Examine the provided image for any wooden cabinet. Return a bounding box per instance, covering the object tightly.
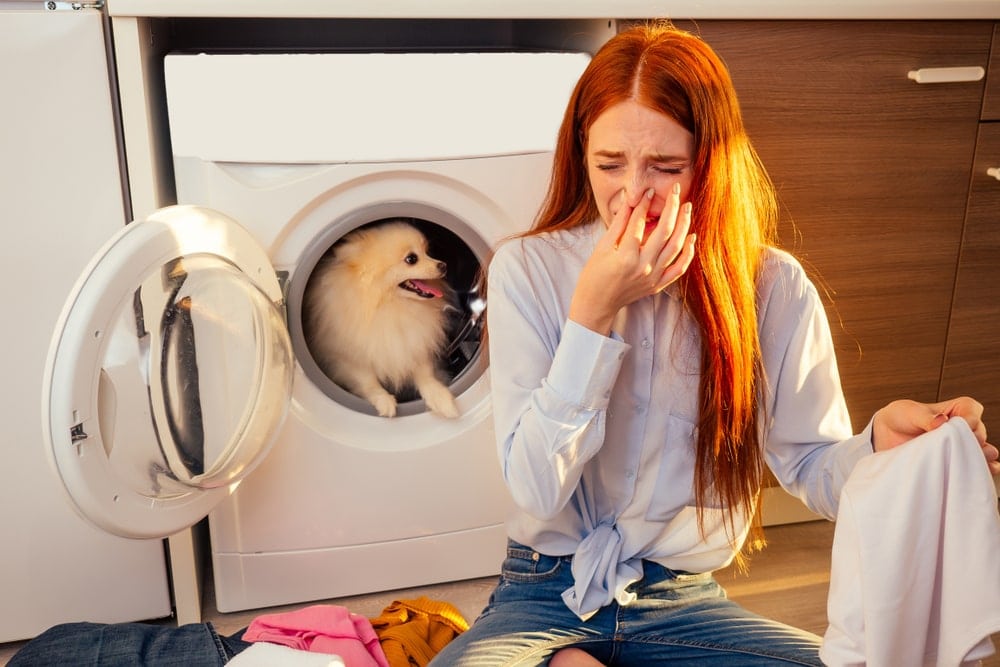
[675,21,995,432]
[940,24,1000,423]
[982,24,1000,121]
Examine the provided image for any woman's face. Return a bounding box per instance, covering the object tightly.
[586,100,695,242]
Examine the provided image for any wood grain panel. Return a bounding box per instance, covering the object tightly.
[983,24,1000,121]
[674,20,992,431]
[939,122,1000,420]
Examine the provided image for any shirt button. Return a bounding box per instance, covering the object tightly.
[641,339,651,349]
[625,470,635,479]
[636,405,646,415]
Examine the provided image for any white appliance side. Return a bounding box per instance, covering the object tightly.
[0,9,171,642]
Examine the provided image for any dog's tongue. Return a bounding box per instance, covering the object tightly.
[411,279,443,298]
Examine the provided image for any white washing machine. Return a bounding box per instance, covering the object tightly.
[43,50,590,613]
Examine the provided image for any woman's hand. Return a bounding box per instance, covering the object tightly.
[873,396,999,474]
[568,183,697,335]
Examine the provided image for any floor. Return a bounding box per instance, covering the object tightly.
[2,520,997,665]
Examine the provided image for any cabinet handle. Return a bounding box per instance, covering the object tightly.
[987,168,1000,182]
[907,66,985,84]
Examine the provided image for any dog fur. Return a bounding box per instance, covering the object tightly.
[303,220,459,418]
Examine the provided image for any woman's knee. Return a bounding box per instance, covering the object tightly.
[549,647,604,666]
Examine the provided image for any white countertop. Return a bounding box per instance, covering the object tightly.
[105,0,1000,20]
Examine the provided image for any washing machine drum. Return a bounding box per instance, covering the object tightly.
[43,205,294,539]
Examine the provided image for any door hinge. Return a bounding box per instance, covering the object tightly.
[43,0,105,10]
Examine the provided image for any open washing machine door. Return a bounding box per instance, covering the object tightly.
[42,205,294,539]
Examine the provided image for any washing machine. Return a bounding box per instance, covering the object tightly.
[43,49,591,613]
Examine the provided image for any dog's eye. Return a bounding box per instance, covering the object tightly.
[405,253,418,265]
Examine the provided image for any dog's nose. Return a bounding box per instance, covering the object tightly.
[437,261,447,275]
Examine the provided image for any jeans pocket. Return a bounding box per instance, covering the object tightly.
[500,541,566,583]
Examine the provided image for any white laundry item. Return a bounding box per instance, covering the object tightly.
[821,417,1000,667]
[227,641,346,666]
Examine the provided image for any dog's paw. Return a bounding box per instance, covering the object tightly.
[422,384,460,419]
[371,394,398,418]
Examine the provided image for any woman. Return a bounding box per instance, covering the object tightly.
[428,21,997,667]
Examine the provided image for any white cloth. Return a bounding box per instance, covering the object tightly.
[821,417,1000,667]
[227,642,345,666]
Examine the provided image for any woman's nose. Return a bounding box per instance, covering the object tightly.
[622,171,649,207]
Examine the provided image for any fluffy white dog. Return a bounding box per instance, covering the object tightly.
[304,221,459,418]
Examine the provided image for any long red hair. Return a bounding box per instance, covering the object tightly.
[529,22,777,556]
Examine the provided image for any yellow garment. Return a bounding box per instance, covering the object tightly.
[369,597,469,667]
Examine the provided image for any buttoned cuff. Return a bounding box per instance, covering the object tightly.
[547,320,630,410]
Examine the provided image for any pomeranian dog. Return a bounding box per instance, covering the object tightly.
[303,220,459,419]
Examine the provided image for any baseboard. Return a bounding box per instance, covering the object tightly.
[761,486,823,526]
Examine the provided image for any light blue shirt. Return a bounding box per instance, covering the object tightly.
[487,220,874,620]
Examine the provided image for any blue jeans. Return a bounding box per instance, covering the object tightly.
[429,541,823,666]
[7,621,251,666]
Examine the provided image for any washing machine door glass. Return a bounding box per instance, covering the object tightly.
[43,205,294,539]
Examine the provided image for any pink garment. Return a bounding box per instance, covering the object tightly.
[244,604,390,667]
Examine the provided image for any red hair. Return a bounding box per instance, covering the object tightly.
[529,22,777,557]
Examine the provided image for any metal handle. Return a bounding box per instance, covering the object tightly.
[987,168,1000,182]
[43,0,104,10]
[907,66,985,84]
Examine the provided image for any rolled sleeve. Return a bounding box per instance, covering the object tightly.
[776,421,875,519]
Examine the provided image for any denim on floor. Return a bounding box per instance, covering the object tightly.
[7,621,251,666]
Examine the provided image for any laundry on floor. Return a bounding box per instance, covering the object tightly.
[7,598,470,666]
[239,597,470,667]
[243,604,390,666]
[369,596,470,667]
[228,641,346,666]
